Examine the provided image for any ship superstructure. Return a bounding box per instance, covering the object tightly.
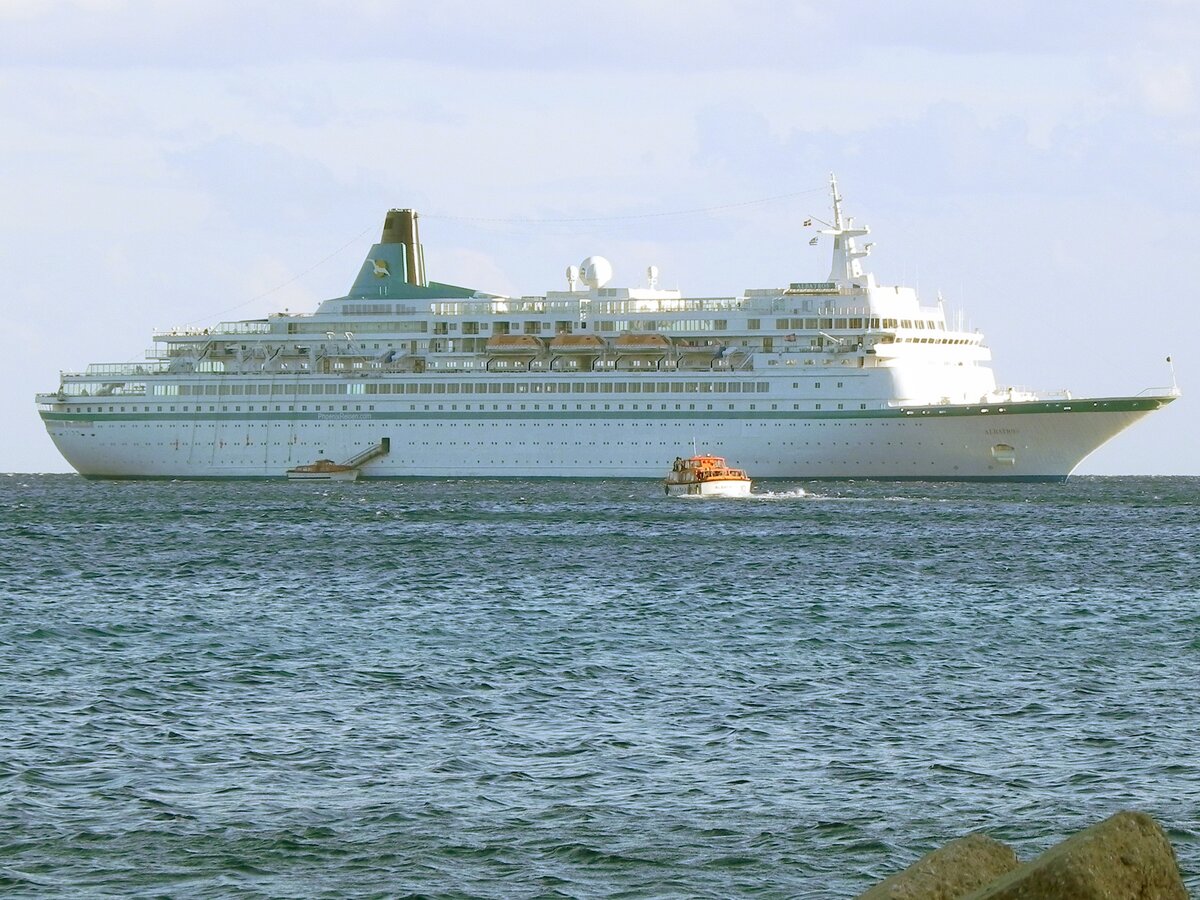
[36,177,1177,480]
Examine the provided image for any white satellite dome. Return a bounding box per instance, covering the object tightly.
[579,255,613,290]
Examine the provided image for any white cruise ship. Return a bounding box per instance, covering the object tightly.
[37,178,1177,481]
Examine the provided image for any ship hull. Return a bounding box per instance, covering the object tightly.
[665,480,753,497]
[40,396,1171,481]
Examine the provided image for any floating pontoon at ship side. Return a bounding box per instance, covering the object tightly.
[36,177,1179,480]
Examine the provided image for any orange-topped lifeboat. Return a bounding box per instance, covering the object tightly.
[663,453,752,498]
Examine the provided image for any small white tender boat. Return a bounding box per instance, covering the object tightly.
[663,454,752,497]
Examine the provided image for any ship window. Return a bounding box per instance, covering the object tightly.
[776,318,789,329]
[714,320,727,330]
[747,318,760,329]
[757,382,768,392]
[815,403,821,409]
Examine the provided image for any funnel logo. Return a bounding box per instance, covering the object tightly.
[371,259,390,278]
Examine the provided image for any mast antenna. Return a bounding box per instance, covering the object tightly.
[830,173,844,229]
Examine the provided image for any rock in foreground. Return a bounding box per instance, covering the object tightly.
[963,810,1187,900]
[857,833,1020,899]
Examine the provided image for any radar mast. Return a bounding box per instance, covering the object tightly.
[823,173,872,286]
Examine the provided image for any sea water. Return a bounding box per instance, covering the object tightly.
[1,475,1197,898]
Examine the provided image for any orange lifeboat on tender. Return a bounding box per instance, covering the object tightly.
[663,454,752,497]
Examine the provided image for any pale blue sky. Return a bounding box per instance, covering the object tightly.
[2,0,1194,474]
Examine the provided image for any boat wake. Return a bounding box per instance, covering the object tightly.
[749,488,810,501]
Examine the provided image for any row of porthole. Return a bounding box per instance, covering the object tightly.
[72,401,879,414]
